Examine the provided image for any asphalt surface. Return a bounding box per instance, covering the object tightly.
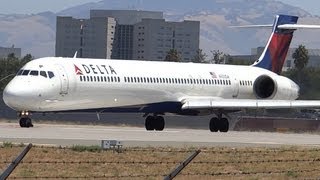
[0,123,320,147]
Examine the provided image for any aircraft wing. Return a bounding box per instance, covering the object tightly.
[181,98,320,110]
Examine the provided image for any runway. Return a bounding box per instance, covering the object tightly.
[0,123,320,147]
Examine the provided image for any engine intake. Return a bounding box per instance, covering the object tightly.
[253,75,277,99]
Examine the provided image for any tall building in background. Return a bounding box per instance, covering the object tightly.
[133,19,200,61]
[0,46,21,58]
[55,16,116,59]
[55,10,200,61]
[90,10,163,60]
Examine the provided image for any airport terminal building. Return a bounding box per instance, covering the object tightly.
[55,10,200,62]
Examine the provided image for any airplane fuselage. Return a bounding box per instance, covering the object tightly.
[3,57,299,115]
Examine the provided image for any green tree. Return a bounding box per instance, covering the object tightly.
[293,45,309,71]
[0,54,33,91]
[22,54,33,62]
[7,53,18,61]
[164,49,181,62]
[292,45,309,89]
[192,49,207,63]
[210,50,224,64]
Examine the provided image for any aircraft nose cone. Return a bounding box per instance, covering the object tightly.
[2,79,36,110]
[3,83,20,110]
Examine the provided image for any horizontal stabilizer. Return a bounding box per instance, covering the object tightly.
[231,24,320,29]
[230,24,273,28]
[278,24,320,29]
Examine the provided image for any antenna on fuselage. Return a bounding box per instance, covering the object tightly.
[73,51,78,58]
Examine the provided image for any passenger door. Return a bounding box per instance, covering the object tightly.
[55,64,69,95]
[232,77,239,98]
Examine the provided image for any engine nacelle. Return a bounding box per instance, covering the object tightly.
[253,75,277,99]
[253,75,299,100]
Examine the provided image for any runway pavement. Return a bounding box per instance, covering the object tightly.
[0,123,320,147]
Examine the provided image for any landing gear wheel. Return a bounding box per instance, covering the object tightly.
[19,118,33,128]
[209,117,219,132]
[155,116,165,131]
[220,118,229,132]
[145,116,155,131]
[19,118,26,127]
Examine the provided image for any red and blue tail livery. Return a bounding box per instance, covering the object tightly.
[253,15,298,74]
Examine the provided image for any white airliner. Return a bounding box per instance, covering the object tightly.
[3,14,320,131]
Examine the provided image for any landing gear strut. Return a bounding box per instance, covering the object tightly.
[19,111,33,128]
[209,114,229,132]
[145,115,165,131]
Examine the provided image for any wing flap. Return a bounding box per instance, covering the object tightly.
[182,99,320,110]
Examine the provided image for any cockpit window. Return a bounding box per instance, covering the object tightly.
[16,70,23,76]
[48,71,55,79]
[40,71,47,78]
[29,70,39,76]
[22,70,30,76]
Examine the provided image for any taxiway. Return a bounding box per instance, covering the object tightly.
[0,123,319,147]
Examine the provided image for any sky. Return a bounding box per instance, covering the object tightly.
[0,0,320,15]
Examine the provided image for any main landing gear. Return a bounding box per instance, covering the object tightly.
[19,111,33,128]
[143,113,229,132]
[145,115,165,131]
[209,115,229,132]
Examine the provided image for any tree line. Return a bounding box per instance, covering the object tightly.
[0,53,33,91]
[164,48,231,64]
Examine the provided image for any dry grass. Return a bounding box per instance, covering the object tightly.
[1,145,320,179]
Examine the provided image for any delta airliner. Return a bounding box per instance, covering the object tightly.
[3,15,320,132]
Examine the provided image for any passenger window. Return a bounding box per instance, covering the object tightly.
[17,70,23,76]
[87,76,90,81]
[40,71,47,78]
[80,76,83,81]
[48,71,55,78]
[22,70,30,76]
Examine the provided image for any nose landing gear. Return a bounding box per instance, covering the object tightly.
[19,111,33,128]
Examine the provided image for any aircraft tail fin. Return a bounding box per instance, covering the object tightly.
[252,15,298,74]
